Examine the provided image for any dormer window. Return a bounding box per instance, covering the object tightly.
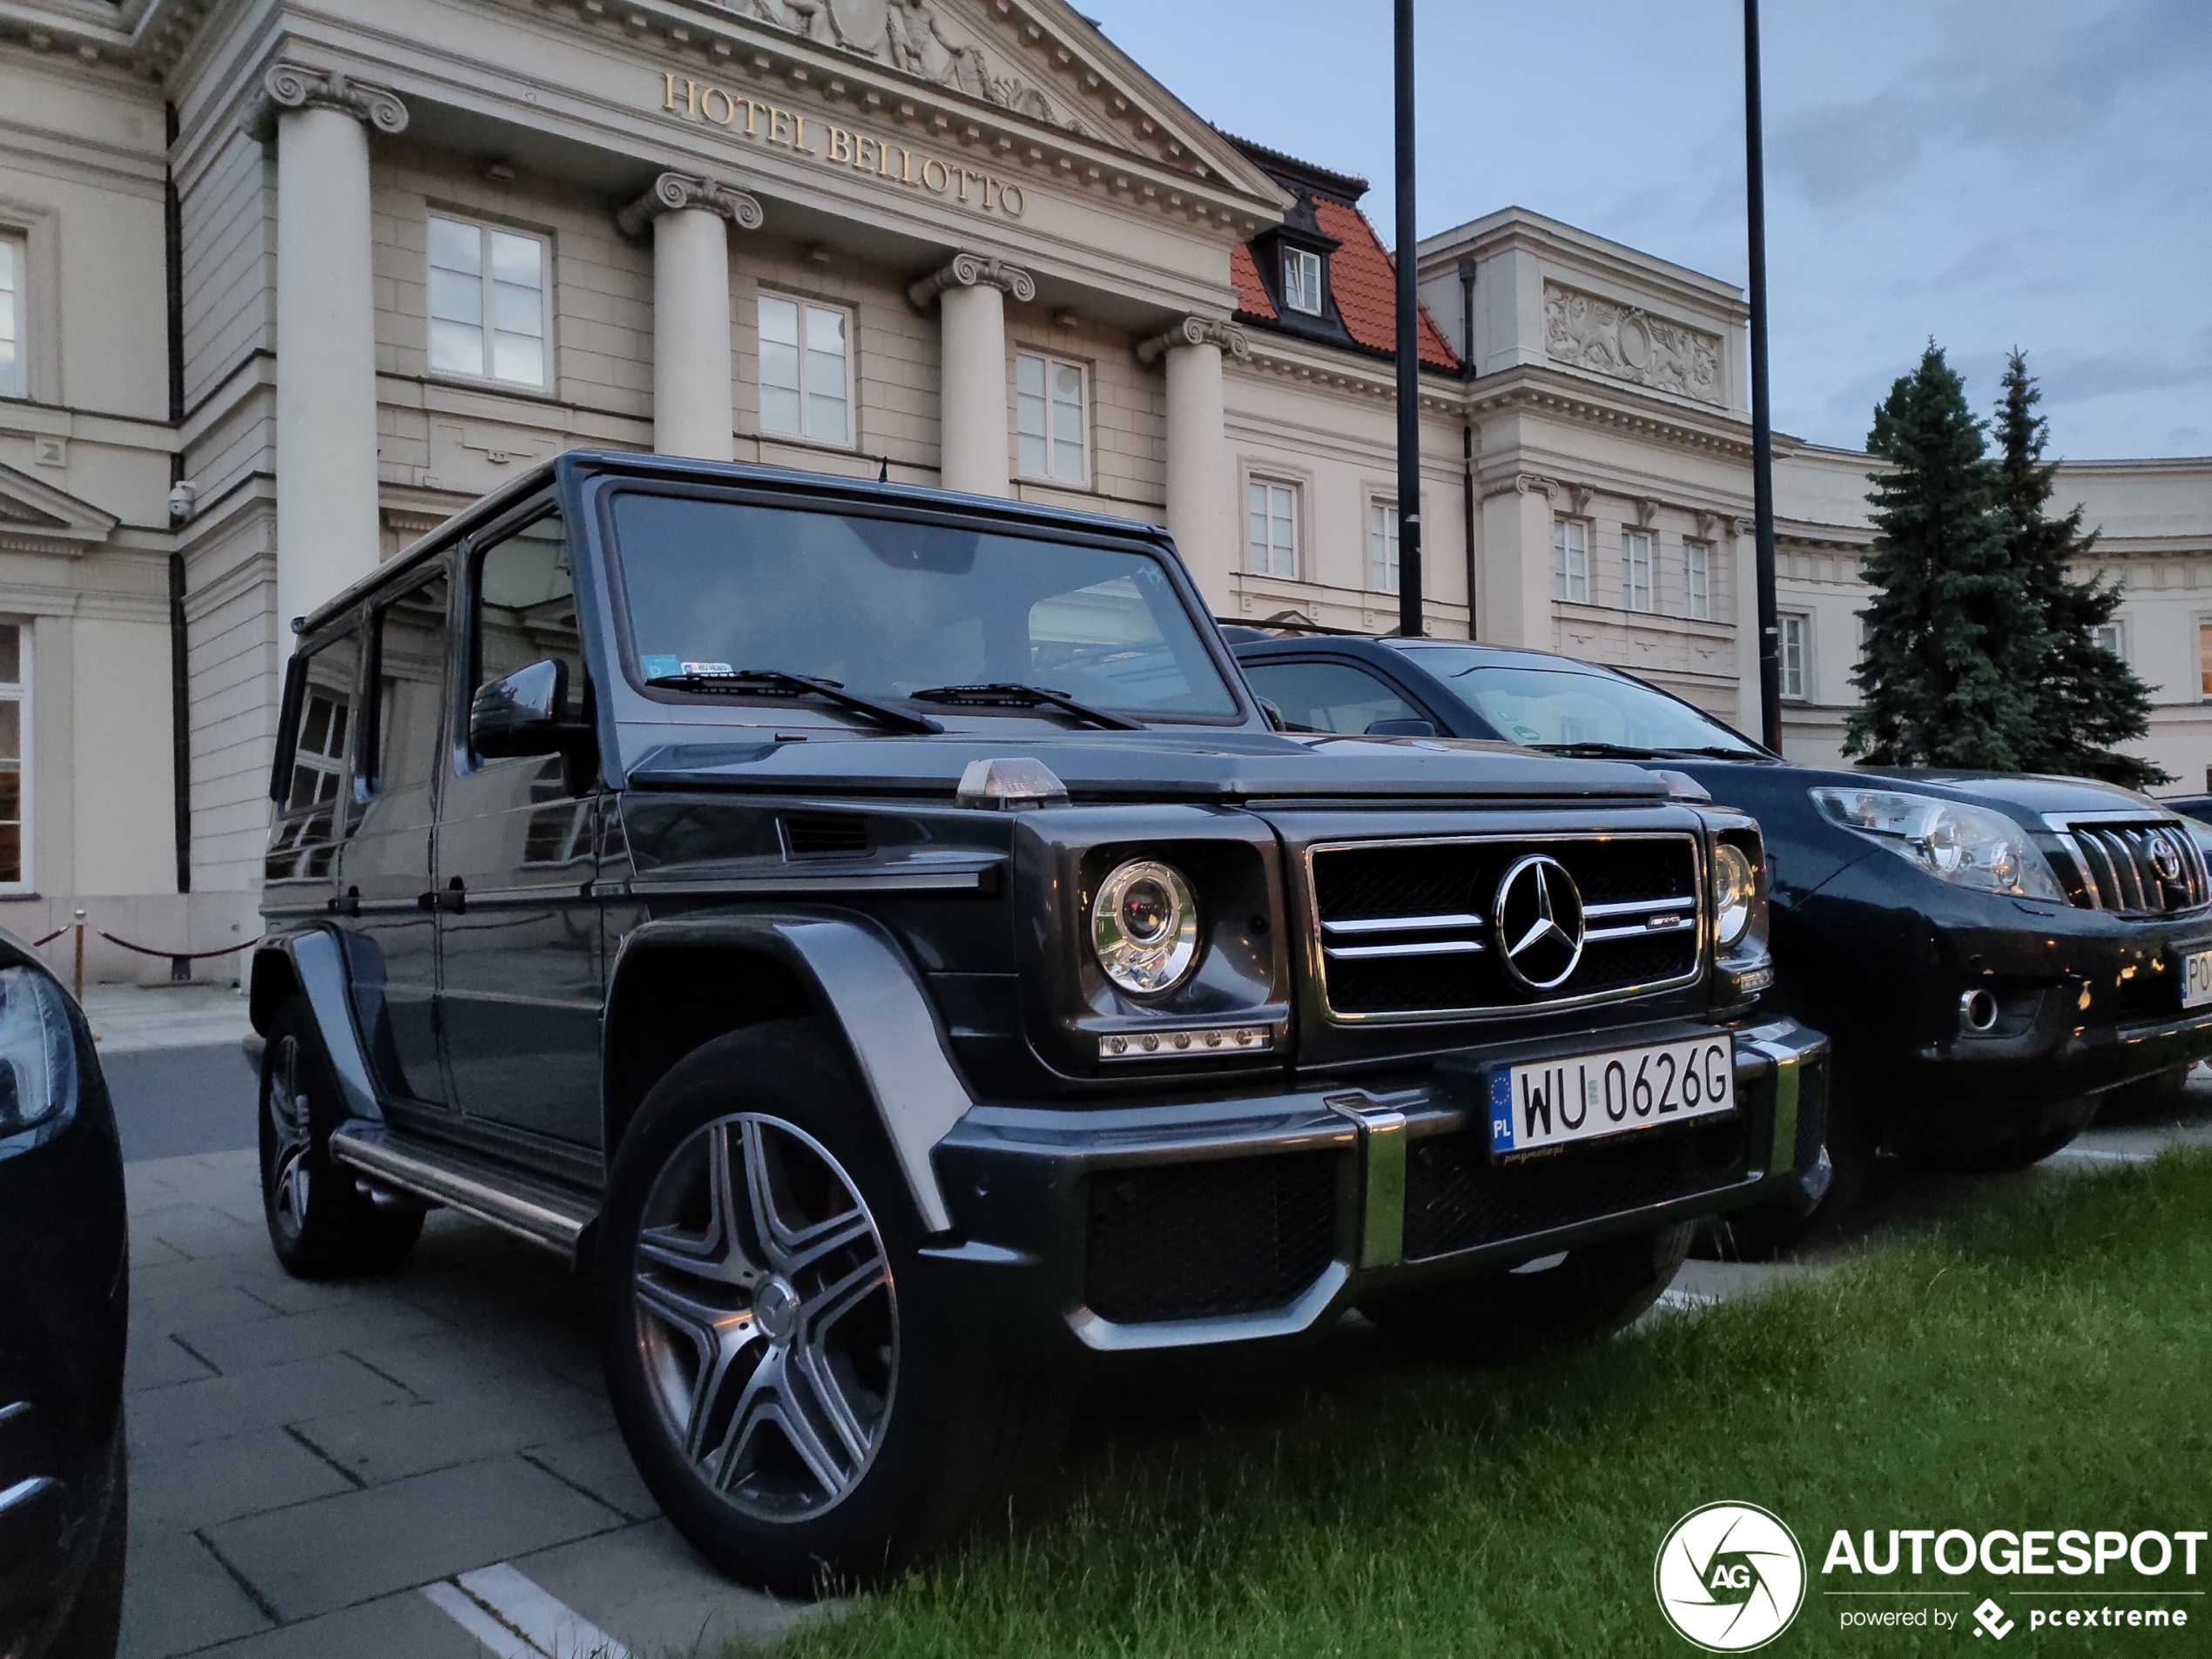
[1282,248,1323,315]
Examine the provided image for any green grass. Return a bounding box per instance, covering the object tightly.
[759,1150,2212,1659]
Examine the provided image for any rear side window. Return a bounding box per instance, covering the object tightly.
[474,509,583,731]
[267,630,360,879]
[373,569,453,793]
[1242,659,1426,736]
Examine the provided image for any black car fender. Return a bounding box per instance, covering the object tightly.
[603,908,974,1233]
[247,928,384,1122]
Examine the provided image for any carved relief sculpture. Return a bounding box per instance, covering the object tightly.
[1542,280,1722,405]
[736,0,1073,131]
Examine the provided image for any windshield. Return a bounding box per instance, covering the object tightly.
[606,493,1239,719]
[1393,646,1763,756]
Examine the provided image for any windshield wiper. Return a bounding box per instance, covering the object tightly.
[643,669,942,735]
[1527,741,1663,759]
[907,682,1143,731]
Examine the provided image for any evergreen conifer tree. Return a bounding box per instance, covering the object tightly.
[1845,343,2043,768]
[1993,350,2168,787]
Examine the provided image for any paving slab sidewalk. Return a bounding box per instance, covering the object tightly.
[80,983,257,1055]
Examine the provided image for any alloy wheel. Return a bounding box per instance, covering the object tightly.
[265,1034,313,1238]
[631,1113,897,1521]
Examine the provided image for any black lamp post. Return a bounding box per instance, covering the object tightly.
[1744,0,1783,750]
[1393,0,1423,637]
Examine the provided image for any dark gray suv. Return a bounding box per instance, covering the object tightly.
[253,450,1828,1593]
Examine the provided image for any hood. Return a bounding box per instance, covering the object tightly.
[620,728,1668,804]
[1845,768,2166,821]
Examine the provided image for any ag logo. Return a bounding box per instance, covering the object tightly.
[1654,1501,1806,1651]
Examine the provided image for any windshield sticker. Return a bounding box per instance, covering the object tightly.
[640,655,737,679]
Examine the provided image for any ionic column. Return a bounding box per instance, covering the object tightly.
[261,62,407,637]
[619,174,764,462]
[1138,317,1248,601]
[907,254,1035,497]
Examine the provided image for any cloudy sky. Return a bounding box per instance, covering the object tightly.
[1082,0,2211,461]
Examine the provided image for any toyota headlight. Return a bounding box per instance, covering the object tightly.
[1811,787,2065,900]
[1091,859,1201,995]
[1712,842,1759,949]
[0,965,78,1136]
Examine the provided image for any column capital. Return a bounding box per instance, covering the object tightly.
[906,253,1035,310]
[252,61,409,140]
[1135,315,1249,368]
[616,172,765,240]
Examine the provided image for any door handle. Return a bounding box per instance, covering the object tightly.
[326,887,361,918]
[416,879,467,915]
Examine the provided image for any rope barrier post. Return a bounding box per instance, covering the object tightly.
[72,909,85,1003]
[171,954,192,984]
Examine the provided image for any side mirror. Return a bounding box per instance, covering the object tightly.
[470,660,573,759]
[1366,718,1437,738]
[1257,697,1287,732]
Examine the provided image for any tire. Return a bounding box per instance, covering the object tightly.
[1359,1222,1694,1365]
[1908,1123,2083,1174]
[45,1436,125,1659]
[259,996,424,1278]
[596,1019,1069,1596]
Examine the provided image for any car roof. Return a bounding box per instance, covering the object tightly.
[1229,635,1632,678]
[298,449,1187,639]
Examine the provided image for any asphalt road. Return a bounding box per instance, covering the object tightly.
[103,1042,260,1163]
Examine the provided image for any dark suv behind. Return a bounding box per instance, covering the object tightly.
[253,452,1827,1591]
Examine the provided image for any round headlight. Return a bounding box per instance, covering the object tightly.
[1712,842,1757,948]
[1091,859,1200,995]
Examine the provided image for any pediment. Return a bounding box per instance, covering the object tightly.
[0,462,121,554]
[714,0,1287,208]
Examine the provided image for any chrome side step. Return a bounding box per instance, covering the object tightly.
[329,1122,599,1264]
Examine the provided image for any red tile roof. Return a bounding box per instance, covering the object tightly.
[1230,241,1278,321]
[1310,199,1458,370]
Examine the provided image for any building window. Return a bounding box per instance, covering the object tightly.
[1283,248,1323,316]
[758,293,851,444]
[2199,621,2212,698]
[1683,540,1710,620]
[1552,518,1588,603]
[0,235,23,400]
[427,215,550,388]
[1367,501,1400,594]
[0,625,25,887]
[1622,529,1655,613]
[2089,618,2126,660]
[1246,480,1298,578]
[1780,612,1810,701]
[1016,351,1087,484]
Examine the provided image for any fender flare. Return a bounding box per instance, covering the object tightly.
[606,910,975,1233]
[252,929,383,1123]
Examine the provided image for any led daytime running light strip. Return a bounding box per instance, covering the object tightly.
[1099,1024,1279,1061]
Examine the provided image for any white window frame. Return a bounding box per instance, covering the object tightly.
[1683,539,1710,621]
[1779,612,1811,702]
[0,623,31,894]
[2197,617,2212,701]
[1366,497,1401,595]
[2089,617,2128,662]
[0,232,24,401]
[1622,529,1655,613]
[1245,477,1299,578]
[1283,248,1324,316]
[1015,350,1089,486]
[756,291,856,447]
[425,212,553,390]
[1552,517,1588,604]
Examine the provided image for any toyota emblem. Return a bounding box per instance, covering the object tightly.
[1494,854,1587,992]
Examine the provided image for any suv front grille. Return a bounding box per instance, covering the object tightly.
[1404,1118,1751,1260]
[1083,1152,1339,1324]
[1308,834,1703,1020]
[2049,819,2209,916]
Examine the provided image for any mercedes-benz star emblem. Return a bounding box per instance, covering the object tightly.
[1494,853,1587,992]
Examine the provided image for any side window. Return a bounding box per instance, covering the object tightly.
[373,569,454,794]
[1242,659,1425,736]
[473,509,583,744]
[267,628,361,879]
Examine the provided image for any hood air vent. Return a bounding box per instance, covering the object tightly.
[780,813,872,860]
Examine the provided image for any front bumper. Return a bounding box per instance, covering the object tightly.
[921,1016,1828,1362]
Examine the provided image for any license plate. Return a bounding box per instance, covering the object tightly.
[2186,950,2212,1010]
[1487,1035,1736,1155]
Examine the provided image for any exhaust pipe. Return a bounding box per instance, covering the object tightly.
[1959,988,2000,1034]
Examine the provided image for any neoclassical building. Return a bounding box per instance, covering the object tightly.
[1,0,2208,976]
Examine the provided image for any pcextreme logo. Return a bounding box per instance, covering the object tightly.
[1656,1501,1809,1652]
